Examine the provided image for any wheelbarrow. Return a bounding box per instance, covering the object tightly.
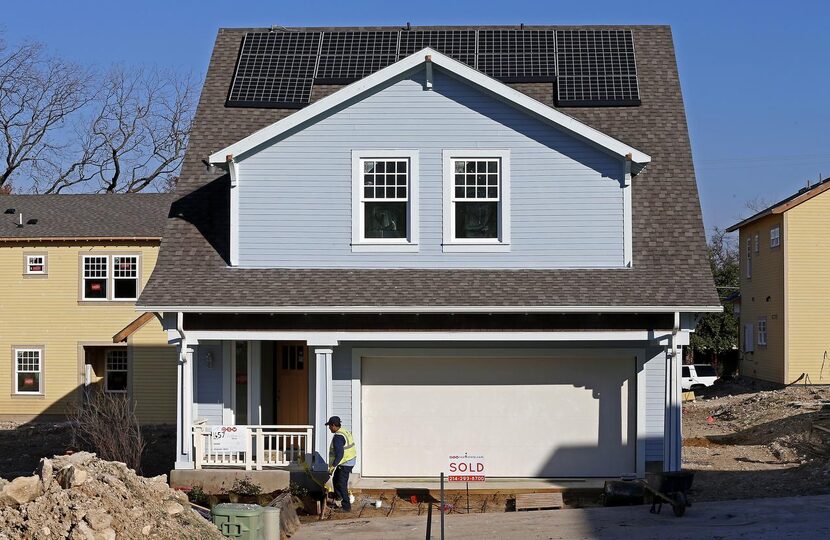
[640,471,694,517]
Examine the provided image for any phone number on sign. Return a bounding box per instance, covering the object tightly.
[447,475,485,482]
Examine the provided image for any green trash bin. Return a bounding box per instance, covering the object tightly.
[212,503,264,540]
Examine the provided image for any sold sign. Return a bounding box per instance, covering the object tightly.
[448,454,485,482]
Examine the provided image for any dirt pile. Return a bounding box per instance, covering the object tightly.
[0,452,223,540]
[683,380,830,501]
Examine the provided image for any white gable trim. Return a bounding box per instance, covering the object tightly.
[209,48,652,166]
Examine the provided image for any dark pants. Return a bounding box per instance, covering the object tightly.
[332,465,353,510]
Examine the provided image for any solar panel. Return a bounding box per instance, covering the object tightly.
[315,31,400,83]
[399,30,476,66]
[555,29,641,106]
[227,32,321,108]
[477,30,556,81]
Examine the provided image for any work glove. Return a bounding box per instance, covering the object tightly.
[328,466,335,475]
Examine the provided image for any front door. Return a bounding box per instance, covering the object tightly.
[276,343,309,425]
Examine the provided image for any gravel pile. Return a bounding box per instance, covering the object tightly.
[0,452,223,539]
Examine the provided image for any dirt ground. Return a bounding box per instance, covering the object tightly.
[682,378,830,501]
[0,421,175,479]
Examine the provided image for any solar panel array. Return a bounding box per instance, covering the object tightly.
[556,29,640,106]
[478,30,556,81]
[226,28,640,108]
[227,32,320,107]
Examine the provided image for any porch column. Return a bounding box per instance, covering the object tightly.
[174,343,195,469]
[663,343,682,471]
[312,346,335,471]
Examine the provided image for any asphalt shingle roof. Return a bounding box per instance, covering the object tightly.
[1,193,174,240]
[139,25,719,310]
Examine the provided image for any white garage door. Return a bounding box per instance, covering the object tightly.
[360,353,636,477]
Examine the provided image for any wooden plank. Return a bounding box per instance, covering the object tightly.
[515,492,564,511]
[682,391,696,402]
[112,311,155,343]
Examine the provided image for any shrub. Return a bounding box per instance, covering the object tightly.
[69,389,146,472]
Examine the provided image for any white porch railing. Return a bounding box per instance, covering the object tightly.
[193,425,314,470]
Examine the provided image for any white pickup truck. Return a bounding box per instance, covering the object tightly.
[681,364,719,391]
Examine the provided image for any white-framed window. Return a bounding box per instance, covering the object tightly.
[745,238,752,279]
[442,149,511,252]
[770,226,780,248]
[105,349,128,393]
[757,318,767,346]
[113,256,139,300]
[351,150,419,252]
[754,234,759,254]
[83,255,109,300]
[25,254,46,275]
[14,348,42,394]
[81,254,141,301]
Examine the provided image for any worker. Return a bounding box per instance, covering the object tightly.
[326,416,357,512]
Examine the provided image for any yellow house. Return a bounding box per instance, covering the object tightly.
[0,193,177,423]
[727,179,830,384]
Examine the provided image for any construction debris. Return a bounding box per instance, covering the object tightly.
[0,452,224,540]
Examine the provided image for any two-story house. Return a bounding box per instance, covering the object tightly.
[726,178,830,384]
[137,26,718,486]
[0,194,177,424]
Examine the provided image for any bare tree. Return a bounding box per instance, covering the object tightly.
[0,34,196,194]
[39,68,195,194]
[0,38,93,190]
[69,390,146,472]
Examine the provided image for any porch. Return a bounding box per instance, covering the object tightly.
[167,314,696,479]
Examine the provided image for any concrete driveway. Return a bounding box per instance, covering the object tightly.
[293,494,830,539]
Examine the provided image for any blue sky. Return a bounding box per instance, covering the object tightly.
[4,0,829,233]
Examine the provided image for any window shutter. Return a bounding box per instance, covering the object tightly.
[744,323,754,352]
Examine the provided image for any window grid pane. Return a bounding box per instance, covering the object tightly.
[84,256,108,278]
[17,350,40,372]
[113,256,138,278]
[452,159,499,201]
[106,350,129,371]
[362,159,408,201]
[27,255,45,273]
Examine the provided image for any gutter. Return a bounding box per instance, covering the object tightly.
[136,304,724,314]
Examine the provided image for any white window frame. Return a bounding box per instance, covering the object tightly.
[14,348,43,395]
[25,254,47,275]
[745,238,752,279]
[757,318,767,346]
[81,254,141,301]
[112,255,140,301]
[754,234,759,254]
[82,255,110,301]
[104,349,129,394]
[770,226,780,248]
[442,149,511,252]
[744,323,754,353]
[351,150,419,252]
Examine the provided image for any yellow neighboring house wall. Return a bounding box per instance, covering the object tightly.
[785,192,830,384]
[738,214,785,383]
[0,241,176,423]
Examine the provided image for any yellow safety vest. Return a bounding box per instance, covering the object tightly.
[329,428,357,467]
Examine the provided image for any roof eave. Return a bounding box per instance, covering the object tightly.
[136,304,722,314]
[208,48,652,166]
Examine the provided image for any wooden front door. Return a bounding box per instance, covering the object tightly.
[276,343,309,425]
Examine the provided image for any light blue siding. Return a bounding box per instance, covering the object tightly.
[644,346,666,462]
[194,343,223,425]
[237,67,625,268]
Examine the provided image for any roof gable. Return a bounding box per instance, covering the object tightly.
[209,49,651,166]
[726,177,830,232]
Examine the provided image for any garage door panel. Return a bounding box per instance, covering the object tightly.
[361,355,635,477]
